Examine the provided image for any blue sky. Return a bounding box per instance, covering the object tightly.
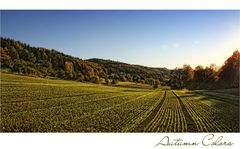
[1,10,239,68]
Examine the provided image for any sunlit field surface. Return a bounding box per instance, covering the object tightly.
[0,73,239,132]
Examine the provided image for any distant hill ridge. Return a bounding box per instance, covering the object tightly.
[0,37,170,85]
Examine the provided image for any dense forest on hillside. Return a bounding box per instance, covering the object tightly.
[0,37,239,89]
[0,37,169,85]
[87,58,170,84]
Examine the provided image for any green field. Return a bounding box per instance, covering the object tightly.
[0,72,239,132]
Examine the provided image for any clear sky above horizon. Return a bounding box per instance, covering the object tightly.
[1,10,239,69]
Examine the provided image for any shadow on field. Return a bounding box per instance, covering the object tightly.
[179,91,239,132]
[210,99,239,132]
[193,91,239,106]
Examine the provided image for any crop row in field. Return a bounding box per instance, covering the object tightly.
[194,90,239,104]
[1,90,164,132]
[1,73,166,132]
[1,73,239,132]
[144,91,187,132]
[174,90,239,132]
[55,90,164,132]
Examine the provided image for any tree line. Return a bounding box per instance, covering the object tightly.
[168,50,239,89]
[0,37,238,89]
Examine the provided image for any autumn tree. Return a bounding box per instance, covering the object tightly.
[111,78,119,85]
[205,64,218,84]
[169,68,184,89]
[64,61,74,79]
[182,65,194,88]
[91,76,100,84]
[104,77,110,85]
[0,47,12,68]
[8,46,19,60]
[145,78,155,86]
[218,50,239,88]
[153,80,160,89]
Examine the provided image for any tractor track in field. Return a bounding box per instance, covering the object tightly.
[172,91,198,132]
[134,91,167,132]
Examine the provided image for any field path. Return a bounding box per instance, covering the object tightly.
[134,91,166,132]
[172,91,198,132]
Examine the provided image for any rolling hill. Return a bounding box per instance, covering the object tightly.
[0,37,170,85]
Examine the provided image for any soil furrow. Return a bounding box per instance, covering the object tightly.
[172,91,198,132]
[134,91,166,132]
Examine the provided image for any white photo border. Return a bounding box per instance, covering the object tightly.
[0,1,239,149]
